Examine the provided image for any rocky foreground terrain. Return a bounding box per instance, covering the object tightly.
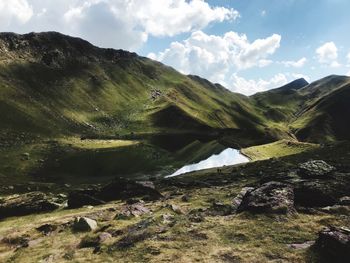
[0,142,349,263]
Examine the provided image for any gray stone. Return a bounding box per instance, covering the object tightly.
[73,217,98,232]
[298,160,335,178]
[237,182,295,214]
[339,196,350,205]
[315,226,350,261]
[115,203,150,220]
[232,187,254,212]
[0,192,60,218]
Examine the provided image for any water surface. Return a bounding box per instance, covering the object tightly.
[168,148,249,177]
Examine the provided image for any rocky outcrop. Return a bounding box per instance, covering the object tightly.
[115,203,150,219]
[98,179,163,202]
[237,182,295,214]
[298,160,335,178]
[67,179,163,209]
[0,192,60,218]
[67,190,105,209]
[232,187,254,212]
[294,181,338,207]
[315,226,350,261]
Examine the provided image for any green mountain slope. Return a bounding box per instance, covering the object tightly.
[291,81,350,142]
[1,31,349,145]
[0,32,267,141]
[253,74,350,143]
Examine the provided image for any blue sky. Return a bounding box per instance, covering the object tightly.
[1,0,349,94]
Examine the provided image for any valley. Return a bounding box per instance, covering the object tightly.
[0,32,349,263]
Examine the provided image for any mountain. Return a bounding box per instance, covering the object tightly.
[0,32,267,143]
[254,74,350,143]
[0,31,349,144]
[291,76,350,142]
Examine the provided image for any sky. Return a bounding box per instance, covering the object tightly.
[1,0,350,95]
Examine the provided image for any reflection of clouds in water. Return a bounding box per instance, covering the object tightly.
[169,148,249,177]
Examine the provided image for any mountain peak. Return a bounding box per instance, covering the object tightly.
[0,31,137,66]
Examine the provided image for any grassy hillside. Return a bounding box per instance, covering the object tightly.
[0,32,267,141]
[253,75,350,143]
[291,81,350,142]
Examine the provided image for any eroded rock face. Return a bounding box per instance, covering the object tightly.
[237,182,295,214]
[0,192,60,218]
[298,160,335,178]
[315,226,350,261]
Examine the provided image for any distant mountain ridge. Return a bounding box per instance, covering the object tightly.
[0,31,349,143]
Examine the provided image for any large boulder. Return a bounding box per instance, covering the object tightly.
[315,226,350,262]
[294,181,338,207]
[98,179,163,201]
[232,187,254,212]
[73,217,98,232]
[298,160,335,178]
[237,182,295,214]
[67,179,163,209]
[0,192,60,218]
[67,190,105,209]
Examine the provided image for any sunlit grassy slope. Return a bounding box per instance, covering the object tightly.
[1,32,350,144]
[0,32,267,140]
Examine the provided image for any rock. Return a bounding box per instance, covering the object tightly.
[232,187,254,212]
[36,224,58,235]
[98,232,112,243]
[161,214,176,226]
[339,196,350,205]
[115,203,150,219]
[208,201,234,216]
[319,205,350,214]
[315,226,350,261]
[181,194,190,202]
[1,235,30,249]
[237,182,295,214]
[99,179,163,201]
[67,190,105,209]
[168,204,185,214]
[21,152,30,160]
[287,241,314,249]
[0,192,60,218]
[79,232,112,248]
[294,181,338,207]
[73,217,98,232]
[298,160,335,178]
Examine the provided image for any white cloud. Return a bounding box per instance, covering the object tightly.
[0,0,238,50]
[316,42,340,66]
[149,30,281,84]
[0,0,33,25]
[346,70,350,76]
[282,57,307,68]
[347,52,350,64]
[231,73,288,96]
[130,0,239,37]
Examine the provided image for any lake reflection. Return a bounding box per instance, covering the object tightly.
[168,148,249,177]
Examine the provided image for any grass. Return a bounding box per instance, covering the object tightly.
[241,139,320,161]
[0,142,350,262]
[59,137,139,150]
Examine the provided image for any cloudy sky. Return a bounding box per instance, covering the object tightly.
[1,0,350,95]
